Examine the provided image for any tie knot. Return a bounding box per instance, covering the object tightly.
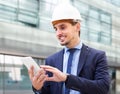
[68,48,76,54]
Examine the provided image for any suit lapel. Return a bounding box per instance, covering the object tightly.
[56,49,64,72]
[77,44,90,75]
[55,49,64,94]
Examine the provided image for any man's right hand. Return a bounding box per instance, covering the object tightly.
[28,66,47,90]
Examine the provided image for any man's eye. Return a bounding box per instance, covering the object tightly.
[54,27,57,31]
[60,26,65,30]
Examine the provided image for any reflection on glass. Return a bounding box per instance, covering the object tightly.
[89,8,99,20]
[0,55,31,90]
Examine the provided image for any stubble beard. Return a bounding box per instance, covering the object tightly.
[60,37,74,47]
[60,41,69,46]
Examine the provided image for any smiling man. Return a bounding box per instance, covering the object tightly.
[28,3,110,94]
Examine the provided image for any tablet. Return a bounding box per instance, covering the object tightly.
[21,56,40,75]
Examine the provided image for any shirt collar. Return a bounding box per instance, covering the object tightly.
[64,41,83,53]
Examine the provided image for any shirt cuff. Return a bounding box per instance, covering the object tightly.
[35,91,41,94]
[32,86,41,94]
[65,74,70,83]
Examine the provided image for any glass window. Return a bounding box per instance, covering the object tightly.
[72,0,112,45]
[89,8,99,20]
[0,55,31,91]
[80,16,89,40]
[0,54,45,94]
[41,0,58,4]
[0,0,17,8]
[39,0,59,31]
[19,0,38,12]
[81,27,89,40]
[18,13,37,25]
[88,18,101,32]
[73,1,89,15]
[39,17,54,32]
[100,33,111,44]
[89,30,99,42]
[39,1,55,17]
[0,7,16,21]
[0,2,17,21]
[18,0,38,26]
[101,22,111,34]
[0,0,39,27]
[106,0,120,7]
[101,13,111,24]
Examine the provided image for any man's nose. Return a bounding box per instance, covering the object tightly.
[56,29,62,36]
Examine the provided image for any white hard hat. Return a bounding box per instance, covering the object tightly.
[51,3,82,23]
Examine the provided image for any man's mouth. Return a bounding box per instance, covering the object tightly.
[59,36,66,42]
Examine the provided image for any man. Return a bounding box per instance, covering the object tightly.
[28,3,110,94]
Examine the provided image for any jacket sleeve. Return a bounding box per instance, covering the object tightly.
[65,51,110,94]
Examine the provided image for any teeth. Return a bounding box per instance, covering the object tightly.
[60,37,65,40]
[59,35,66,42]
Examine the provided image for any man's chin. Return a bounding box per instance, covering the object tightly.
[60,42,68,46]
[60,42,65,46]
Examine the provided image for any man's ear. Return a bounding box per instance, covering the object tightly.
[76,22,80,32]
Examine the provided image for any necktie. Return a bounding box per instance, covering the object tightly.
[65,48,76,94]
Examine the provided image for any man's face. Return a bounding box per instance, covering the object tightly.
[53,22,79,47]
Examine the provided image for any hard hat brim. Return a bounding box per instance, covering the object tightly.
[52,19,81,26]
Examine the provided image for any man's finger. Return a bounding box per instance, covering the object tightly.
[40,65,55,69]
[46,77,55,81]
[43,68,56,74]
[28,66,34,80]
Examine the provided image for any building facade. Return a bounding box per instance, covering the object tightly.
[0,0,120,94]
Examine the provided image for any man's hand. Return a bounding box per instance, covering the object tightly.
[40,65,67,82]
[28,66,47,90]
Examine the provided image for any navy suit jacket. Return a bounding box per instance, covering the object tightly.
[33,44,110,94]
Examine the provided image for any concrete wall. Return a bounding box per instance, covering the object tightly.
[0,22,61,58]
